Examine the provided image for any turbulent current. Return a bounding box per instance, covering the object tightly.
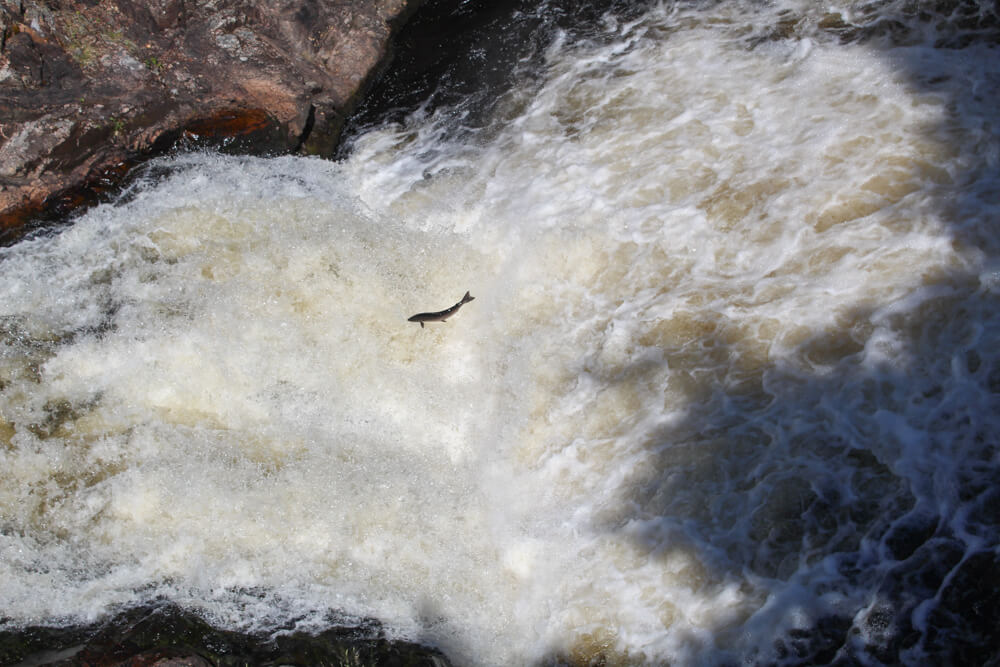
[2,0,999,664]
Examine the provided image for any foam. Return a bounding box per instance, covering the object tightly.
[2,2,999,664]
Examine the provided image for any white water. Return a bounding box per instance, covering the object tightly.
[2,1,999,664]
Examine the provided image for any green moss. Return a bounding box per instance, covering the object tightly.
[59,9,141,68]
[109,116,125,137]
[61,11,97,67]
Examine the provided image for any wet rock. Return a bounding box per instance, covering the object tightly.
[0,0,423,243]
[0,601,451,666]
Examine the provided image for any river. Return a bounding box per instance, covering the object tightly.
[2,0,999,664]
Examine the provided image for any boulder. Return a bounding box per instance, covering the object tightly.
[0,601,451,666]
[0,0,421,242]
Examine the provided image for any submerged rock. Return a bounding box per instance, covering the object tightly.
[0,601,450,666]
[0,0,422,243]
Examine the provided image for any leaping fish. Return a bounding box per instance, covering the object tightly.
[408,291,475,328]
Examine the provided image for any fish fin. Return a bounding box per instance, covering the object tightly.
[420,321,424,328]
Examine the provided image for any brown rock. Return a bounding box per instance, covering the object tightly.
[0,0,422,241]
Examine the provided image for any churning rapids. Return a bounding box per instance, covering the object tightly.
[2,0,999,664]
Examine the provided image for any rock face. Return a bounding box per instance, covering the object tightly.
[0,601,451,666]
[0,0,420,241]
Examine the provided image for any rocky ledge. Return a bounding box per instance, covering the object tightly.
[0,0,421,242]
[0,601,450,666]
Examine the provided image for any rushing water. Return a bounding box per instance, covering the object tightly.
[2,0,1000,664]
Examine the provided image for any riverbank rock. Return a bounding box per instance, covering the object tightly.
[0,601,450,666]
[0,0,421,242]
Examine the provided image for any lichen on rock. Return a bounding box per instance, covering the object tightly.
[0,0,421,243]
